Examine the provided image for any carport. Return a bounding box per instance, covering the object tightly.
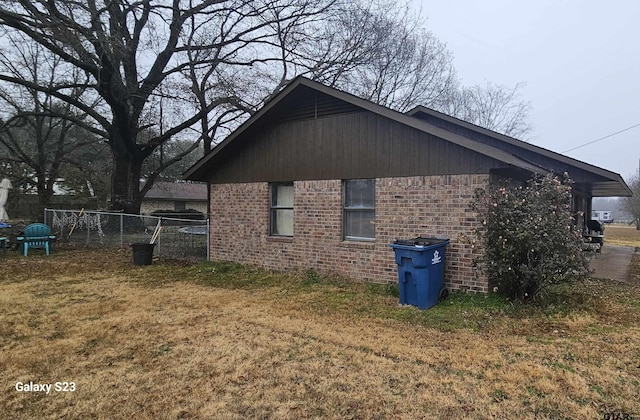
[589,245,637,282]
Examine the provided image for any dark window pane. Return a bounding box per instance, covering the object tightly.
[272,184,293,207]
[271,209,293,236]
[345,210,375,239]
[345,179,374,208]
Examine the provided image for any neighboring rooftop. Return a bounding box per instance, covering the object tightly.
[144,182,207,201]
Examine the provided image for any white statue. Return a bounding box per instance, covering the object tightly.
[0,178,12,222]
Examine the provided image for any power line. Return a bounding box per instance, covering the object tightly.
[562,122,640,153]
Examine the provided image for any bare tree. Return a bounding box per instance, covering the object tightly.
[323,2,532,138]
[328,2,457,112]
[0,34,107,209]
[0,0,357,214]
[441,81,532,138]
[0,0,534,218]
[142,138,202,181]
[621,172,640,229]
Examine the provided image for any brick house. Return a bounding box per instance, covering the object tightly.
[184,77,631,293]
[140,182,208,215]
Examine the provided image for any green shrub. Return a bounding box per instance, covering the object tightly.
[472,173,589,301]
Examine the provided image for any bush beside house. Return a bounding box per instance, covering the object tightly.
[473,173,590,300]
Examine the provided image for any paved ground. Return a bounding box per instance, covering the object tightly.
[589,245,637,282]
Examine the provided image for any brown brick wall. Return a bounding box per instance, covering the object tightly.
[210,174,490,293]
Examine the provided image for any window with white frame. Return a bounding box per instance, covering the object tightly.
[270,182,294,236]
[343,179,375,240]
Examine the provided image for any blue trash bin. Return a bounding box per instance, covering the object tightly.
[389,237,450,310]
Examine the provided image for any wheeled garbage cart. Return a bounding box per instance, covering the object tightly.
[390,237,449,310]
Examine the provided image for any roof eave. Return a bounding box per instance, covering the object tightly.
[407,105,631,192]
[184,78,632,198]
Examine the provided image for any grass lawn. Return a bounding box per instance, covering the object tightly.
[1,229,639,419]
[603,223,640,247]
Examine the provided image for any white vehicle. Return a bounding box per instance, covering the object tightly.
[591,210,614,224]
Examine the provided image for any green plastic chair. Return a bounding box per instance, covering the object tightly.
[17,223,56,256]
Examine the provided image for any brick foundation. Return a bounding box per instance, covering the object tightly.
[210,174,490,293]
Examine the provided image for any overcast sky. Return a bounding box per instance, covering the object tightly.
[413,0,640,187]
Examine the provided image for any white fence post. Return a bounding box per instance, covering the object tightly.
[120,213,124,248]
[207,218,210,261]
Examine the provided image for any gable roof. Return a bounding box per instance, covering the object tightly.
[144,182,207,201]
[407,105,631,197]
[185,77,631,197]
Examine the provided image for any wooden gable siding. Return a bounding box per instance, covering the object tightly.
[275,88,362,121]
[206,110,510,184]
[412,111,611,185]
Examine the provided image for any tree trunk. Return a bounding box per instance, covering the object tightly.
[110,151,144,215]
[107,149,149,233]
[107,117,151,216]
[36,182,54,209]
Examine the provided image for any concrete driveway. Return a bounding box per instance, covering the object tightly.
[589,245,637,282]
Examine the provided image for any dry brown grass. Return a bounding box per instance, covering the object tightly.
[1,247,639,419]
[604,223,640,247]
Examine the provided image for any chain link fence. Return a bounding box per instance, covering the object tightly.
[44,209,209,261]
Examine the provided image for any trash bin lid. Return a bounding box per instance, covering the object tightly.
[130,242,157,249]
[392,236,448,247]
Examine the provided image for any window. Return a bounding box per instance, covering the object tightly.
[270,182,294,236]
[343,179,375,240]
[174,201,186,211]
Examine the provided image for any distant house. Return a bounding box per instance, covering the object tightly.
[184,77,631,293]
[141,182,208,215]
